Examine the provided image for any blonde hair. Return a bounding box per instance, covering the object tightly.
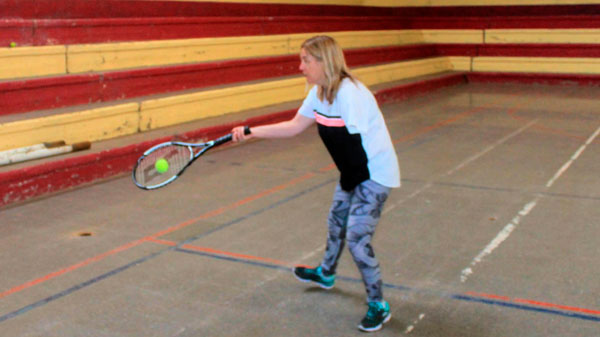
[301,35,355,104]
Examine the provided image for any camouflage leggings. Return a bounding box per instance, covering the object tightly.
[320,179,390,302]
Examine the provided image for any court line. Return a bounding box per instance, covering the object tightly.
[404,313,426,334]
[460,124,600,283]
[545,125,600,188]
[466,292,600,316]
[446,119,539,176]
[0,238,147,300]
[0,250,166,324]
[383,118,538,216]
[393,104,488,145]
[148,172,317,239]
[410,180,600,201]
[507,107,587,141]
[460,198,539,283]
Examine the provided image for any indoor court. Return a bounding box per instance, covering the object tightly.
[1,0,600,336]
[1,82,598,336]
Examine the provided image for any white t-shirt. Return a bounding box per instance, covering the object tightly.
[298,78,401,190]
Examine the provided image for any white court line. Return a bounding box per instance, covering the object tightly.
[446,120,539,176]
[404,313,426,334]
[460,198,539,283]
[546,126,600,188]
[461,125,600,283]
[383,119,538,216]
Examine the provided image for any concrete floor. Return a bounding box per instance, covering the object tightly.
[1,83,599,336]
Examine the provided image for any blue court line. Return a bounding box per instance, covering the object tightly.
[0,250,164,324]
[176,246,600,323]
[451,294,600,323]
[0,178,336,324]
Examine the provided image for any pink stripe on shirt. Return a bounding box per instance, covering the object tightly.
[314,111,345,127]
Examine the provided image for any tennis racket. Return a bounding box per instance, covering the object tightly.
[132,126,250,190]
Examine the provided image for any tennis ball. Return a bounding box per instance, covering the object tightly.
[9,42,16,48]
[155,158,169,174]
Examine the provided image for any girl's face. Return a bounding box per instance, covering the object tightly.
[299,48,326,87]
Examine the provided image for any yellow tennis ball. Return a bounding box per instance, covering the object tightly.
[9,42,16,48]
[155,158,169,174]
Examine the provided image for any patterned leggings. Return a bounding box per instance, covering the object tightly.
[320,179,390,302]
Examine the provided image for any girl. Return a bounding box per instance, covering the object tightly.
[232,35,400,332]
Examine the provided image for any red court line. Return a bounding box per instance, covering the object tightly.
[507,110,586,141]
[513,298,600,316]
[0,238,147,300]
[0,104,492,301]
[502,88,589,141]
[146,172,316,239]
[146,237,308,269]
[393,105,487,144]
[180,244,300,269]
[465,292,600,316]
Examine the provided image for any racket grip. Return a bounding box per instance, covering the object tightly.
[214,126,252,146]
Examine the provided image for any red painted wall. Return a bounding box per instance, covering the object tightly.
[2,1,600,19]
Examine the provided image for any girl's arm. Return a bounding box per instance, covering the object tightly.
[232,113,314,142]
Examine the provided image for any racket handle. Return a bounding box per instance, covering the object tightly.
[213,126,251,146]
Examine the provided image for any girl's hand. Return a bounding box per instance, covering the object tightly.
[232,126,252,142]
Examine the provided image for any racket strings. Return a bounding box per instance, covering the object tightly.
[134,145,192,188]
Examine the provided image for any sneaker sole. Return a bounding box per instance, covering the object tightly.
[293,272,334,290]
[358,313,391,332]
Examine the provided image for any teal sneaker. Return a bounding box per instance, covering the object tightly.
[358,301,391,332]
[293,266,335,289]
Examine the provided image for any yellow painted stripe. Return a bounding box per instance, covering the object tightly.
[0,46,66,80]
[473,56,600,74]
[66,31,420,73]
[67,35,293,73]
[422,30,483,44]
[165,0,600,7]
[5,29,600,79]
[67,30,480,73]
[0,103,139,151]
[291,30,424,51]
[356,57,455,85]
[166,0,364,5]
[140,77,306,131]
[447,56,473,71]
[486,29,600,44]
